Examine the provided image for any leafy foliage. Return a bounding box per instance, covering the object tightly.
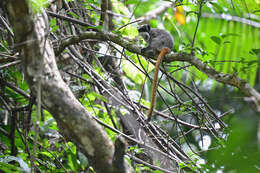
[0,0,260,172]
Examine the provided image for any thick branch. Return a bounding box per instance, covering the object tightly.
[56,30,260,110]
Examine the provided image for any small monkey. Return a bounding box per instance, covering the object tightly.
[138,24,174,121]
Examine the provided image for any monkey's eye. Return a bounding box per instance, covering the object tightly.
[139,32,150,42]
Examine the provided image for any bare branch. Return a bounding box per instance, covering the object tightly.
[56,30,260,111]
[137,2,174,23]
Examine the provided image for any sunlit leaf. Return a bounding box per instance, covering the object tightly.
[250,48,260,55]
[210,36,222,45]
[125,0,139,5]
[0,156,30,173]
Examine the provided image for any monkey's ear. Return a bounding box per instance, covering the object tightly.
[138,24,151,33]
[145,24,151,32]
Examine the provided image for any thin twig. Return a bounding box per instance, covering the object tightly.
[191,0,204,55]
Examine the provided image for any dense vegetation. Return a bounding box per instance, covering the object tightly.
[0,0,259,172]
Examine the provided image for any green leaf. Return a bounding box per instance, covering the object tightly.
[221,33,240,38]
[78,152,88,168]
[232,66,238,73]
[30,0,49,13]
[210,36,221,45]
[252,9,260,14]
[68,11,79,19]
[88,92,107,102]
[125,0,139,5]
[88,25,103,31]
[209,2,224,12]
[67,142,78,171]
[149,19,158,28]
[0,162,20,173]
[67,142,77,154]
[39,151,53,158]
[223,41,231,44]
[0,156,30,173]
[67,152,78,171]
[250,48,260,55]
[247,60,258,66]
[50,18,58,32]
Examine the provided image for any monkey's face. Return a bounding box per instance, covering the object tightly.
[138,24,151,33]
[138,24,151,44]
[139,32,150,42]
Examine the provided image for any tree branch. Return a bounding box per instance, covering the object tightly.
[56,30,260,111]
[4,0,134,172]
[137,1,173,23]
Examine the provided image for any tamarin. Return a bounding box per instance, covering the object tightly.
[138,24,174,121]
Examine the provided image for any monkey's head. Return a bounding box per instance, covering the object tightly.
[138,24,173,55]
[138,24,151,42]
[138,24,151,33]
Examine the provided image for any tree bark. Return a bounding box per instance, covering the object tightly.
[3,0,134,172]
[55,31,260,111]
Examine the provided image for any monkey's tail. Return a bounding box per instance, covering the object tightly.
[147,47,171,121]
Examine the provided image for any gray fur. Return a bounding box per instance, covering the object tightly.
[138,24,174,56]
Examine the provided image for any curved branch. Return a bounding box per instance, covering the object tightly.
[56,30,260,111]
[137,2,174,23]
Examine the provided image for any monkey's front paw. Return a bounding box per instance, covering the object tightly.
[141,48,155,57]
